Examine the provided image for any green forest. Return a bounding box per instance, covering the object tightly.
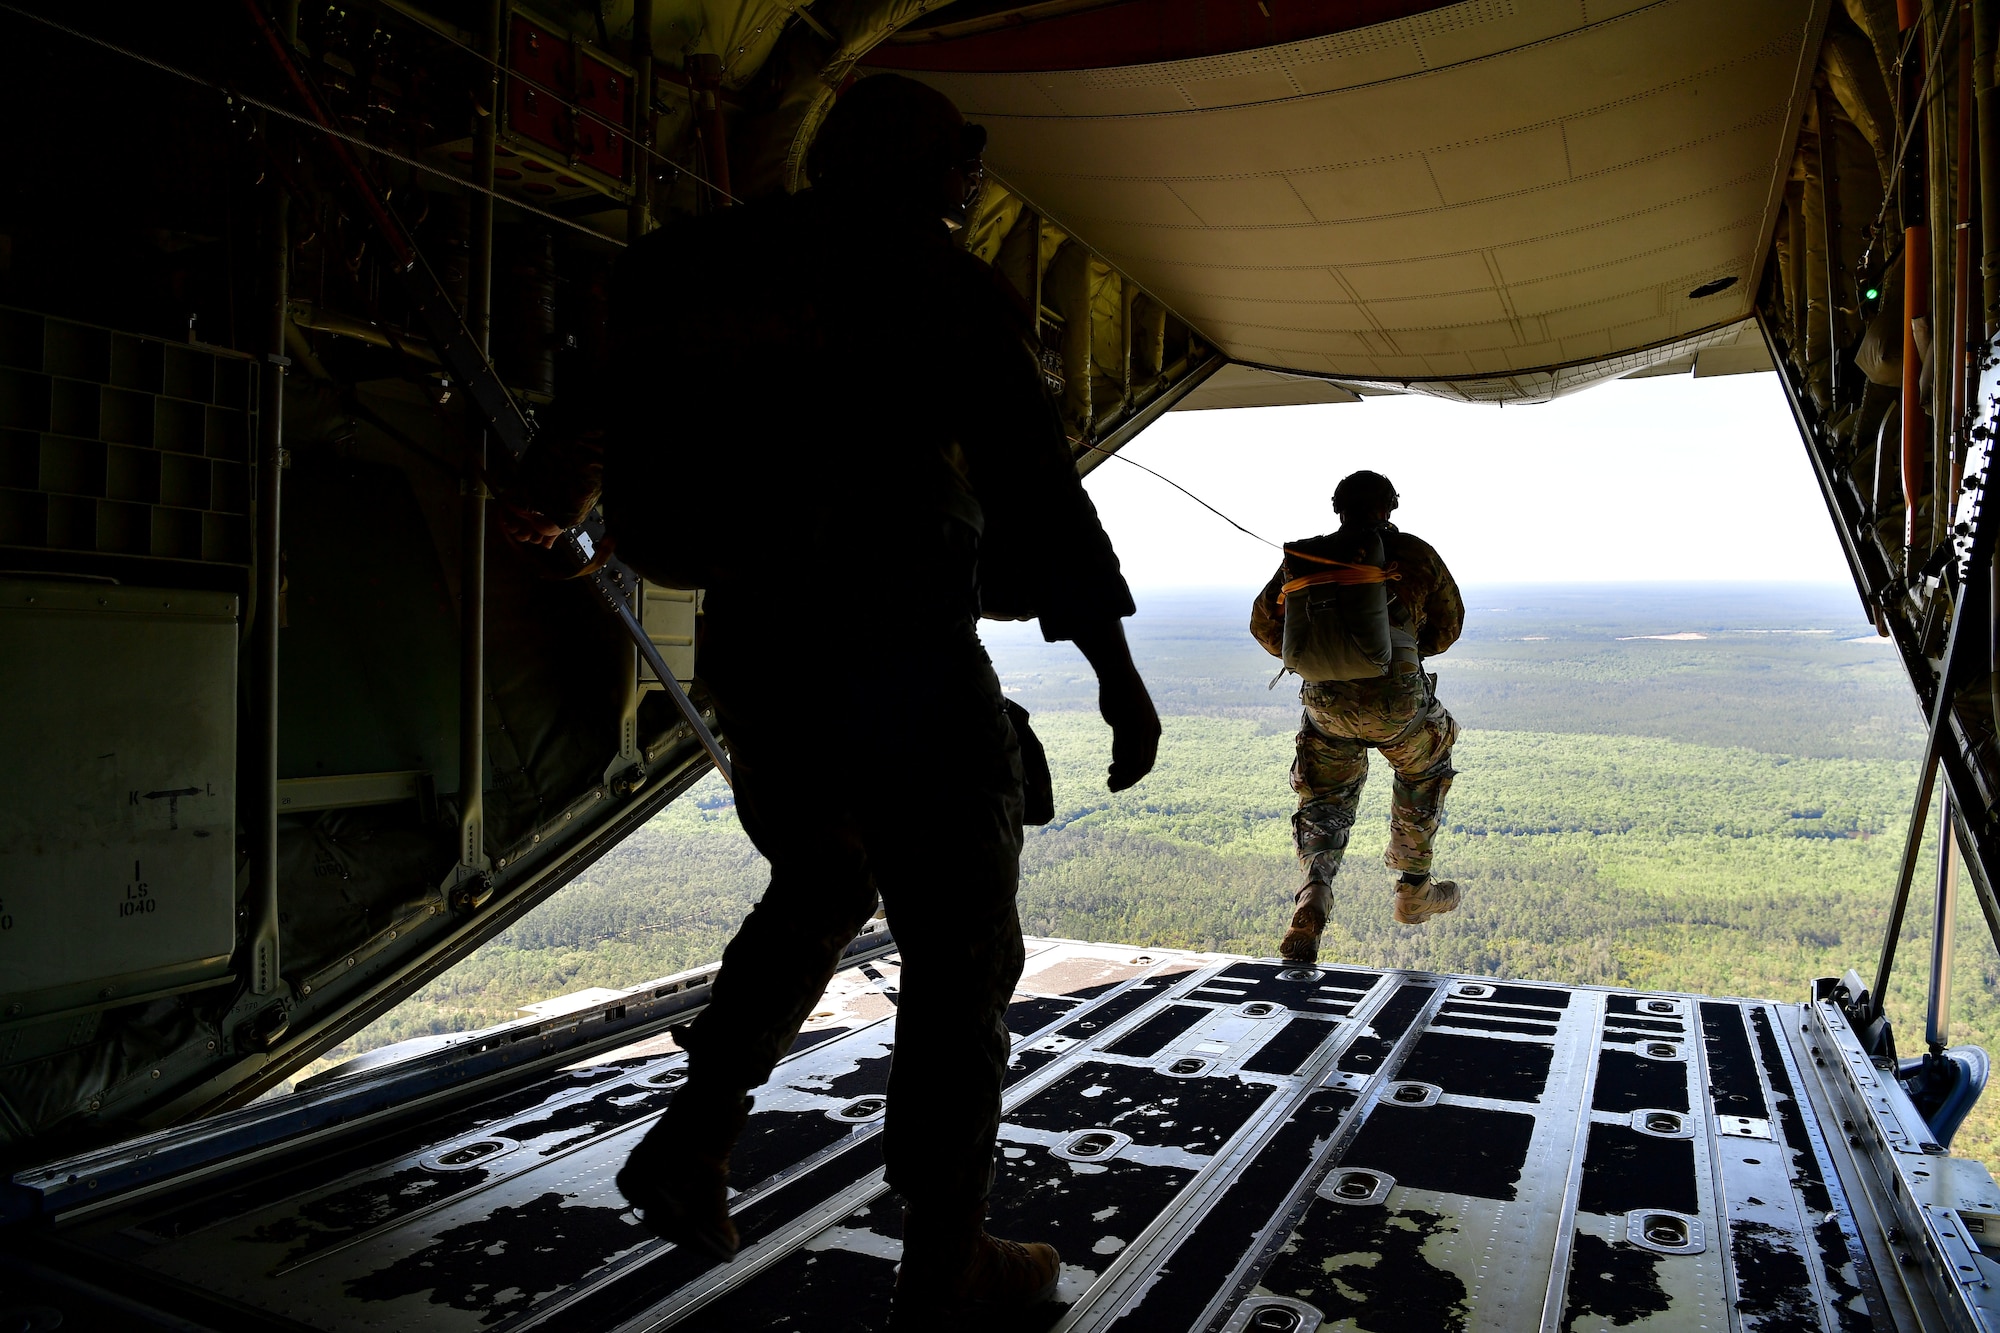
[315,585,2000,1173]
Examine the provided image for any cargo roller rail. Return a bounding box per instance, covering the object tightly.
[5,937,1998,1333]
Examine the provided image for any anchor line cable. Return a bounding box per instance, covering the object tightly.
[12,0,1369,576]
[1862,15,1958,250]
[0,3,729,243]
[318,0,746,205]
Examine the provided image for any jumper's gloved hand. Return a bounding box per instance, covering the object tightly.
[496,497,565,550]
[496,418,608,551]
[1098,670,1160,793]
[1071,620,1160,792]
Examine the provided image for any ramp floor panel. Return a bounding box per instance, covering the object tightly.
[9,939,1998,1332]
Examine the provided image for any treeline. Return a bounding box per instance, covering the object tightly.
[314,594,2000,1173]
[983,588,1921,761]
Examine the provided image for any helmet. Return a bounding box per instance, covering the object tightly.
[808,74,987,221]
[1332,470,1399,518]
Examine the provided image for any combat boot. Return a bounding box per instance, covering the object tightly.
[1280,897,1325,963]
[891,1203,1060,1328]
[615,1082,751,1262]
[1393,874,1462,926]
[1281,877,1332,963]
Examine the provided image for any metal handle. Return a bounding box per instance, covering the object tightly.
[1928,789,1960,1051]
[582,549,733,787]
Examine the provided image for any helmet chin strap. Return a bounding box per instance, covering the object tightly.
[942,158,985,231]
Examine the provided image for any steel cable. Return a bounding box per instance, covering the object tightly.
[1078,438,1387,572]
[0,2,736,244]
[348,0,744,204]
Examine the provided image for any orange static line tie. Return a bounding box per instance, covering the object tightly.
[1277,561,1400,606]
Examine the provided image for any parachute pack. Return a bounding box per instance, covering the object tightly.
[1278,524,1400,682]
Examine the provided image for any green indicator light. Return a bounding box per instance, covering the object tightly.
[1865,286,1881,300]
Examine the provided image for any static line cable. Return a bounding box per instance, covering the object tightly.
[353,0,745,205]
[1079,438,1381,577]
[1079,439,1286,553]
[17,0,1349,571]
[1864,14,1959,245]
[0,1,618,244]
[0,4,708,241]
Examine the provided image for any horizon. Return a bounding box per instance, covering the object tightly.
[1083,373,1852,589]
[1112,578,1861,594]
[981,580,1885,644]
[976,579,1901,698]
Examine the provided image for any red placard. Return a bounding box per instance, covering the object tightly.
[506,13,628,182]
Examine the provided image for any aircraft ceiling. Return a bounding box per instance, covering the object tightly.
[871,0,1820,402]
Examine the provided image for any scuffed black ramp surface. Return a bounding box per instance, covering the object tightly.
[7,945,1900,1333]
[1089,975,1889,1333]
[1101,1087,1357,1332]
[1340,1101,1537,1199]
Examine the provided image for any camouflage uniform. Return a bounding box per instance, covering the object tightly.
[1291,674,1458,879]
[1251,528,1464,905]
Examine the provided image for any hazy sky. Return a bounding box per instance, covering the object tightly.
[1082,372,1855,590]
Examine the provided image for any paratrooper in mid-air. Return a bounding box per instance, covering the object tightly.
[1250,470,1465,961]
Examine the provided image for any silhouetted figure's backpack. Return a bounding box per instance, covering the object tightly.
[1280,521,1395,682]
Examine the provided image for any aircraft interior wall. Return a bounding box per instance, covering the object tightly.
[0,1,1214,1163]
[1753,0,2000,1017]
[0,5,718,1162]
